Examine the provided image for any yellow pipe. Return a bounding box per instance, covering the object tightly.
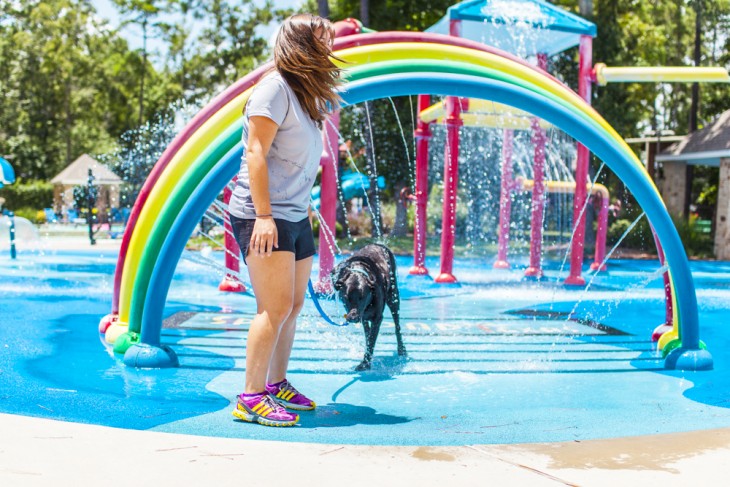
[519,179,609,199]
[466,99,533,117]
[419,101,445,123]
[594,63,730,86]
[419,98,536,123]
[435,113,551,130]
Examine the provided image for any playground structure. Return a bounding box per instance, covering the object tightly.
[96,1,730,373]
[311,172,385,211]
[414,95,611,278]
[0,157,17,259]
[0,157,14,189]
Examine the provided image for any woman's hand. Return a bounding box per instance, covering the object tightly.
[246,115,279,258]
[250,217,278,257]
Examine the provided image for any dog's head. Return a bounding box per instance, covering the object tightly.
[333,266,375,323]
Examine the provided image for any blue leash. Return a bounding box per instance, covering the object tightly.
[308,279,349,327]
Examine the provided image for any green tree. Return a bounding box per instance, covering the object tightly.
[111,0,171,125]
[0,0,173,180]
[317,0,453,31]
[2,1,122,177]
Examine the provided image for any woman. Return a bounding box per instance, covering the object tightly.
[227,13,341,427]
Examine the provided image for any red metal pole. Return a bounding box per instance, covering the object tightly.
[219,181,246,292]
[315,111,340,293]
[565,35,593,286]
[494,129,514,269]
[433,17,464,284]
[524,117,547,278]
[449,18,461,37]
[410,94,431,276]
[589,192,608,272]
[651,228,675,341]
[435,95,462,284]
[524,54,549,278]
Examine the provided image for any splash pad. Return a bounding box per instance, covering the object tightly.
[98,28,712,373]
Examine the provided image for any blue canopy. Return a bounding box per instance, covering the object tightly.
[0,157,15,186]
[427,0,596,57]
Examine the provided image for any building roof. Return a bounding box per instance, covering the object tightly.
[426,0,596,57]
[50,154,122,186]
[656,110,730,166]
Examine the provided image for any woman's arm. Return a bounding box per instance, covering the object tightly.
[247,115,279,257]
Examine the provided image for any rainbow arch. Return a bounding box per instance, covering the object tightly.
[101,32,712,371]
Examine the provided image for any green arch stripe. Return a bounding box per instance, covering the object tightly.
[131,58,658,335]
[119,43,604,332]
[124,50,707,372]
[346,59,646,171]
[126,122,243,333]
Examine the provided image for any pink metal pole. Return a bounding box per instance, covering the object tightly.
[524,54,549,278]
[434,17,464,284]
[494,129,514,269]
[589,192,609,272]
[410,94,431,276]
[565,35,593,286]
[435,96,462,284]
[219,181,246,292]
[651,228,674,341]
[524,117,547,278]
[449,18,461,37]
[315,111,340,293]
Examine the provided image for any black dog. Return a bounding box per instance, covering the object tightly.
[332,243,406,371]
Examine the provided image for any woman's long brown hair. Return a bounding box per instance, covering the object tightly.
[273,14,342,126]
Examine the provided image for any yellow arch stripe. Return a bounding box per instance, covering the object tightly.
[115,41,667,328]
[336,43,647,176]
[117,87,253,324]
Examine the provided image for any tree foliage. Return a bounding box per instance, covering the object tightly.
[1,0,728,228]
[0,0,281,184]
[552,0,730,136]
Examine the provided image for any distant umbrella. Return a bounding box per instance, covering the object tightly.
[0,157,15,186]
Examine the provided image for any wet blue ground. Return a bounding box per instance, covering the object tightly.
[1,248,729,445]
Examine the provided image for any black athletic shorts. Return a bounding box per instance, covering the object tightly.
[229,214,316,265]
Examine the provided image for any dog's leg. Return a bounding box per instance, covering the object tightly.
[387,284,407,357]
[392,308,406,356]
[355,321,373,371]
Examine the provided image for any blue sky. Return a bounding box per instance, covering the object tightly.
[90,0,305,63]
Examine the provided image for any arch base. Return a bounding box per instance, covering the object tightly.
[123,343,179,369]
[113,331,139,355]
[652,323,674,342]
[493,260,510,270]
[664,346,713,371]
[408,265,431,276]
[219,275,246,293]
[435,273,458,284]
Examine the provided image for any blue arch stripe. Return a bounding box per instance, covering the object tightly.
[138,146,242,346]
[138,71,708,370]
[341,73,699,348]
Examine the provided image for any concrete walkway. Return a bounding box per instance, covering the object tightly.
[1,413,725,486]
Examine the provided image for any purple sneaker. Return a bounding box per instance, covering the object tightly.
[232,392,299,427]
[265,379,316,411]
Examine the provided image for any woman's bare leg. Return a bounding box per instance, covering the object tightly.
[243,251,295,393]
[268,256,313,384]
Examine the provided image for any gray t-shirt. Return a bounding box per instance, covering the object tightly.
[228,71,323,222]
